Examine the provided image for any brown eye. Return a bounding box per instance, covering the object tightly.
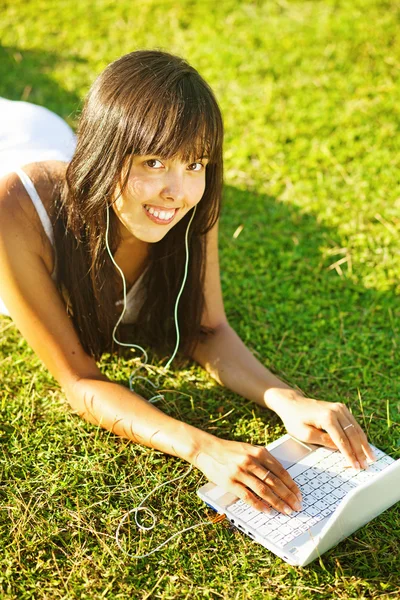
[188,162,203,171]
[145,159,163,168]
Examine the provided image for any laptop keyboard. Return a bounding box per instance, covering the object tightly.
[227,446,395,548]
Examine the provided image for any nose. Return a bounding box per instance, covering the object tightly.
[160,170,186,204]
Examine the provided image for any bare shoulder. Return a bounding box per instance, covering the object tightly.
[0,160,101,388]
[0,161,68,272]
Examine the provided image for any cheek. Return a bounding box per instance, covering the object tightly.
[188,179,206,207]
[126,177,152,201]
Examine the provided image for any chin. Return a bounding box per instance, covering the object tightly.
[134,227,170,244]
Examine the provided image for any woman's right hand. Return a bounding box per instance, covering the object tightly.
[194,436,303,515]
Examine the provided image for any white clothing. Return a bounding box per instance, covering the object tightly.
[0,99,144,323]
[0,98,76,179]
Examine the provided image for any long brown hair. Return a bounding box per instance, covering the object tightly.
[53,50,224,360]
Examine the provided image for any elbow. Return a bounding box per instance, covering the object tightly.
[188,320,232,364]
[63,371,109,409]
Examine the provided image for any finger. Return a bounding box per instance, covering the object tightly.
[255,448,302,500]
[259,470,302,512]
[298,425,338,449]
[241,472,298,515]
[339,420,368,468]
[347,418,376,463]
[322,415,361,468]
[339,417,375,468]
[228,482,271,513]
[252,464,302,510]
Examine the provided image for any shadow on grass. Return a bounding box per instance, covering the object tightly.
[0,44,83,124]
[119,184,399,445]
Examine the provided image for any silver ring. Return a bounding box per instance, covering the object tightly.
[343,423,354,431]
[262,470,271,482]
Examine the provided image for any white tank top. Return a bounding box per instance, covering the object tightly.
[0,98,144,323]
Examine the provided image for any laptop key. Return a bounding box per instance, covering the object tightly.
[313,448,332,459]
[314,499,330,511]
[301,495,315,508]
[320,483,334,494]
[316,473,330,485]
[310,478,322,489]
[240,507,260,523]
[308,515,323,526]
[329,477,343,489]
[229,503,247,516]
[311,488,325,500]
[249,513,270,528]
[305,505,319,517]
[380,455,395,465]
[268,519,281,531]
[341,468,359,480]
[294,474,309,486]
[303,468,318,480]
[278,524,293,536]
[290,514,311,527]
[291,528,304,538]
[276,514,290,524]
[332,488,346,499]
[301,483,314,495]
[352,471,373,484]
[259,524,273,537]
[269,531,284,543]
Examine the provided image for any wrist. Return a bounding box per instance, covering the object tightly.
[263,386,304,414]
[171,421,217,466]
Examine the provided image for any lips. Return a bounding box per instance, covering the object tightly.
[143,204,178,225]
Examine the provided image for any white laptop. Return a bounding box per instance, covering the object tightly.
[198,434,400,566]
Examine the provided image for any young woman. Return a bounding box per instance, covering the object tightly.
[0,50,375,517]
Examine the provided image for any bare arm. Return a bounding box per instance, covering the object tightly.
[0,170,304,515]
[67,376,211,463]
[0,170,212,464]
[191,322,292,409]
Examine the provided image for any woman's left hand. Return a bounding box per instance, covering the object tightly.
[265,389,376,469]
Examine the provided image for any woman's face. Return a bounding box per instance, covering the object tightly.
[112,154,209,244]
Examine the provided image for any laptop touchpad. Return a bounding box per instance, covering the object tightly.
[269,437,313,470]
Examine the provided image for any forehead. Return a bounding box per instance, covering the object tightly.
[130,100,215,162]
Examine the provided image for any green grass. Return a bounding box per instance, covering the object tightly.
[1,0,400,597]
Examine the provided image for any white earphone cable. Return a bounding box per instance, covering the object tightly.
[106,204,218,558]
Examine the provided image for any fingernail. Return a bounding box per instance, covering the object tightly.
[296,492,302,501]
[354,461,361,469]
[284,506,293,515]
[294,502,302,511]
[263,506,270,514]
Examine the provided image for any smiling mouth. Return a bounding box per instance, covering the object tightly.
[143,204,178,225]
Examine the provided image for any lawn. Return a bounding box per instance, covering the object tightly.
[0,0,399,598]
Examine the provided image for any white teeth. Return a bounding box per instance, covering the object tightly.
[145,205,176,221]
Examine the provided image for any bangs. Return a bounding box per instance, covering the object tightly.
[126,75,221,164]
